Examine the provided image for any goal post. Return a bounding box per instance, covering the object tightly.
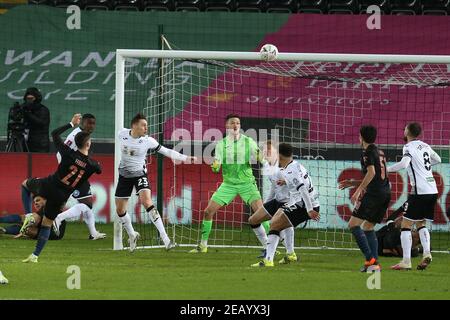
[114,48,450,251]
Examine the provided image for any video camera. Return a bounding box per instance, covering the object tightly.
[5,102,30,152]
[8,102,28,133]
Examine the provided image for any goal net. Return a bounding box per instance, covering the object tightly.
[114,48,450,252]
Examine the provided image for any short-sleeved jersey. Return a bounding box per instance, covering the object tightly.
[56,127,81,163]
[262,161,289,203]
[214,134,259,185]
[280,160,319,208]
[403,140,438,195]
[118,128,161,178]
[361,144,390,195]
[50,123,102,193]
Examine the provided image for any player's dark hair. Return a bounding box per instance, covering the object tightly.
[407,122,422,138]
[82,113,96,121]
[360,125,377,144]
[131,113,147,126]
[225,113,240,122]
[75,131,91,149]
[278,143,293,157]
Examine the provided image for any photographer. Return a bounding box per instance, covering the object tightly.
[22,87,50,153]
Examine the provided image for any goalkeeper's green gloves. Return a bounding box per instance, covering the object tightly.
[211,160,221,173]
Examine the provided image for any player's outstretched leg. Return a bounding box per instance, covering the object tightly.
[189,200,222,253]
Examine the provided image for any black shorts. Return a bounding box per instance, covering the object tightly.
[25,177,70,220]
[353,192,390,224]
[282,203,319,227]
[263,199,286,217]
[115,175,151,198]
[71,181,92,200]
[404,194,438,221]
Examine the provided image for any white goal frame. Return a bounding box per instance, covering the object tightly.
[114,49,450,250]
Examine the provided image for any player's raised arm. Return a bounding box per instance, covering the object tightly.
[51,114,81,154]
[387,145,411,173]
[148,136,196,163]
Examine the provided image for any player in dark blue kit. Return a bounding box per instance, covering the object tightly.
[339,125,391,272]
[21,114,102,263]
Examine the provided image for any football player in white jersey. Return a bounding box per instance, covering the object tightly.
[54,114,106,240]
[388,122,441,270]
[251,143,320,267]
[116,113,196,252]
[248,140,293,262]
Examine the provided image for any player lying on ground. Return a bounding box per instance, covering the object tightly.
[339,125,391,272]
[251,143,320,267]
[247,140,291,261]
[115,113,196,252]
[190,114,268,254]
[387,122,441,271]
[21,114,102,262]
[376,202,421,258]
[2,196,104,241]
[1,196,66,240]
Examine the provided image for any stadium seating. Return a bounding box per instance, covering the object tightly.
[175,0,204,11]
[235,0,266,12]
[422,0,449,15]
[328,0,358,14]
[23,0,450,15]
[359,0,390,14]
[390,0,421,15]
[84,0,113,10]
[28,0,52,4]
[205,0,234,12]
[298,0,327,14]
[114,0,143,10]
[143,0,175,11]
[53,0,85,8]
[266,0,298,13]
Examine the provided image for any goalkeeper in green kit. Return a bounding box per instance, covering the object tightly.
[190,114,270,253]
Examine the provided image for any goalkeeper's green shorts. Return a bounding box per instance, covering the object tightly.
[211,182,261,206]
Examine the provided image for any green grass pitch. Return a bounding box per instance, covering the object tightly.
[1,223,449,300]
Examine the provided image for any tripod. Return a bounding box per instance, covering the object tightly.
[5,130,29,152]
